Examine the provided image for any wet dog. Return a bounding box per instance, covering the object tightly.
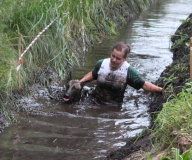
[63,80,86,102]
[63,72,90,103]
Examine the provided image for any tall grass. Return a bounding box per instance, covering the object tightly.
[0,32,18,122]
[0,0,156,122]
[150,83,192,157]
[3,0,117,82]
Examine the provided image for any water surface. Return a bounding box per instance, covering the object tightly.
[0,1,192,159]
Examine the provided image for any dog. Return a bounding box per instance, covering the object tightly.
[63,80,86,102]
[63,72,90,103]
[50,72,114,104]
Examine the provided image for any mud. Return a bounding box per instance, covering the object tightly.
[0,68,63,134]
[0,91,16,135]
[0,110,6,135]
[105,13,192,160]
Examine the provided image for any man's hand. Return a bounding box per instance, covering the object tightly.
[162,82,172,94]
[142,81,163,93]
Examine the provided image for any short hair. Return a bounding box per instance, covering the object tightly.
[112,42,131,58]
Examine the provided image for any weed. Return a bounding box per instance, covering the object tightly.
[171,33,189,51]
[150,82,192,158]
[163,74,177,83]
[181,18,192,25]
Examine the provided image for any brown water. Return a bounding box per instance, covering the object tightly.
[1,1,192,160]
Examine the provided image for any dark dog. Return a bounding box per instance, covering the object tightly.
[63,80,85,102]
[63,72,90,103]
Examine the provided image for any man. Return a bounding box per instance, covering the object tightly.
[79,42,162,103]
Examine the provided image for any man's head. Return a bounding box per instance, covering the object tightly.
[112,42,131,58]
[110,42,131,70]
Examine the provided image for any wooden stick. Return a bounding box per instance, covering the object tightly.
[18,34,22,94]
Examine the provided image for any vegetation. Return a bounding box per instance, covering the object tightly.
[0,0,156,122]
[1,1,192,159]
[150,82,192,158]
[147,16,192,159]
[1,0,192,159]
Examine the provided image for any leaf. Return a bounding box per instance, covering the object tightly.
[160,156,172,160]
[143,151,151,160]
[181,148,192,160]
[190,150,192,159]
[185,82,192,86]
[172,148,181,160]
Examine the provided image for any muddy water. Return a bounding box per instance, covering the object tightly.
[1,1,192,160]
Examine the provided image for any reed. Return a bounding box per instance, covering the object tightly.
[0,0,156,122]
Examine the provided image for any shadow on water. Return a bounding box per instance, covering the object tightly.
[0,0,192,159]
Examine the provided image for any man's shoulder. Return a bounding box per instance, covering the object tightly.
[97,59,104,64]
[92,59,105,79]
[95,59,104,67]
[127,65,137,73]
[127,65,141,78]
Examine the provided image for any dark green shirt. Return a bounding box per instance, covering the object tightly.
[92,59,145,90]
[91,59,145,103]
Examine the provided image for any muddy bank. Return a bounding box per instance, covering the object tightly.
[0,68,64,134]
[105,13,192,160]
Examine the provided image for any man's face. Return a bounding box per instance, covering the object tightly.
[110,49,126,70]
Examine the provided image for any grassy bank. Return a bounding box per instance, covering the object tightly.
[149,13,192,159]
[0,0,156,123]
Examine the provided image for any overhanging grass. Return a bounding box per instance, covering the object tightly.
[0,0,156,91]
[150,83,192,156]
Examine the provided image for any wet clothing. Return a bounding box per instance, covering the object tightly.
[92,58,145,103]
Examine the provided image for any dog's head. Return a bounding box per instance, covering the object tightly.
[63,80,85,102]
[63,72,89,103]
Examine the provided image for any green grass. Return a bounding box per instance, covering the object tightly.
[150,83,192,158]
[0,0,157,121]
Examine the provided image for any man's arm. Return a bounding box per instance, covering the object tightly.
[142,81,162,92]
[79,59,103,82]
[80,71,93,82]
